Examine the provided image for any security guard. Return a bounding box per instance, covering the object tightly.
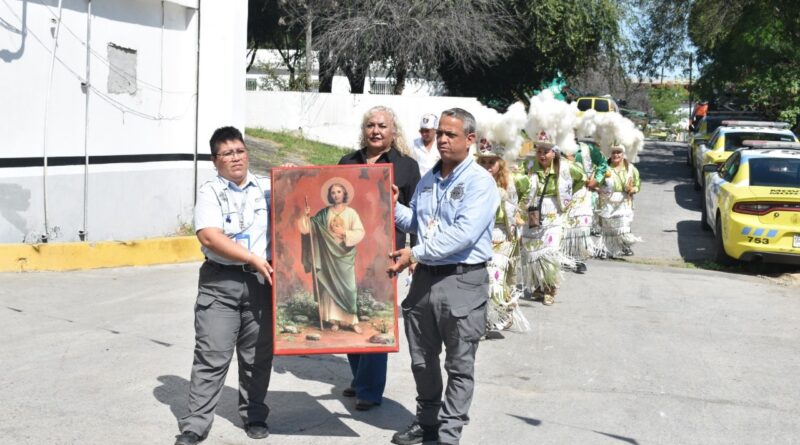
[175,127,274,445]
[389,109,499,445]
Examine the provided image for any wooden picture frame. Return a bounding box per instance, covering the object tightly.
[271,164,399,355]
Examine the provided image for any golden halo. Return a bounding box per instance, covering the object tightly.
[320,177,355,205]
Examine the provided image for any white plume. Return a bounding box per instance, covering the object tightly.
[525,90,579,156]
[475,101,528,162]
[577,109,644,162]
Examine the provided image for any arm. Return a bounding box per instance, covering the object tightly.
[194,186,273,282]
[412,174,499,263]
[394,185,419,234]
[629,165,641,194]
[405,159,422,247]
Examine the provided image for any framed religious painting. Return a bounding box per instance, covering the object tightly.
[271,164,399,356]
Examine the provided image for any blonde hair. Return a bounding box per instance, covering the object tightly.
[478,156,510,190]
[359,106,412,157]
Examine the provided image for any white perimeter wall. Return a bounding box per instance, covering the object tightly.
[246,91,484,149]
[0,0,245,243]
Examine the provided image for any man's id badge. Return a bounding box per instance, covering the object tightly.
[234,233,251,250]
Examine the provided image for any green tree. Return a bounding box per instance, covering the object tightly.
[689,0,800,126]
[438,0,622,107]
[648,85,688,125]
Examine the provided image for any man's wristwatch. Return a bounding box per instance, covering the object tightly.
[408,249,418,264]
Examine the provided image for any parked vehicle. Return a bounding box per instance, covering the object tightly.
[702,141,800,265]
[687,112,766,168]
[576,96,619,116]
[692,121,796,190]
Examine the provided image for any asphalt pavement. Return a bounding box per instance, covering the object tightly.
[1,141,798,445]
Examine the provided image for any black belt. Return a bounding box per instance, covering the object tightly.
[418,262,486,275]
[205,259,269,274]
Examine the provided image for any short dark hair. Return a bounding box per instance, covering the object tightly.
[327,183,349,204]
[209,126,244,155]
[440,108,476,135]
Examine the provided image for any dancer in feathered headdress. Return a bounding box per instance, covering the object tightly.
[595,142,642,258]
[474,102,530,333]
[519,132,586,306]
[560,138,609,272]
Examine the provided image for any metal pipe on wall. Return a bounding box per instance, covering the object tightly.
[193,1,201,206]
[79,0,92,241]
[40,0,66,243]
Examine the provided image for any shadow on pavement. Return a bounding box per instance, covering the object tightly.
[507,414,640,444]
[675,220,714,263]
[673,183,703,212]
[636,142,691,185]
[154,374,361,436]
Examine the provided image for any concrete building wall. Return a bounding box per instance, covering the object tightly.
[0,0,246,244]
[245,91,483,149]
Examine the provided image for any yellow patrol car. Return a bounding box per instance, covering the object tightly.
[702,141,800,265]
[692,120,797,190]
[687,112,765,168]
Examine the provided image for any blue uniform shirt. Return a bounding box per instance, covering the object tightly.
[194,171,271,264]
[395,156,498,265]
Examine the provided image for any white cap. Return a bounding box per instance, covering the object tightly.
[419,113,438,130]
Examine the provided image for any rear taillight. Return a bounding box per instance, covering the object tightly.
[733,202,800,215]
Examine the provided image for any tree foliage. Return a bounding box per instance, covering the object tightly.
[648,85,688,125]
[247,0,310,90]
[688,0,800,125]
[312,0,513,94]
[438,0,622,107]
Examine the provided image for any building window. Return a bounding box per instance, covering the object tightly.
[107,43,137,95]
[246,78,258,91]
[369,80,395,95]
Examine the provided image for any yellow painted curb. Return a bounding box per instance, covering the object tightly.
[0,236,204,272]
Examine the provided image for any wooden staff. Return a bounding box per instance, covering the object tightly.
[304,195,324,331]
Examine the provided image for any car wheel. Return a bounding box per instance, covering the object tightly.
[714,216,735,266]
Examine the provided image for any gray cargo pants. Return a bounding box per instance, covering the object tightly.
[402,263,489,445]
[178,261,274,437]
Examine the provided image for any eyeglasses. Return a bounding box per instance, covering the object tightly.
[215,148,248,160]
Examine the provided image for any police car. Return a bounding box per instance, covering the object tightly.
[687,112,766,168]
[701,141,800,265]
[692,121,797,190]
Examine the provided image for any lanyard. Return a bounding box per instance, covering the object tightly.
[222,179,265,233]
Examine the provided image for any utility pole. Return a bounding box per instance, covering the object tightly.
[305,8,313,91]
[688,52,693,130]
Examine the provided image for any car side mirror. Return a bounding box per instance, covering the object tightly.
[702,164,720,173]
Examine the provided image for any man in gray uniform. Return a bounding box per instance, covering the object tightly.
[389,108,499,445]
[175,127,274,445]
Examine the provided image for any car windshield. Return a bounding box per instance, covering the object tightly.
[577,99,592,111]
[749,158,800,187]
[725,132,795,151]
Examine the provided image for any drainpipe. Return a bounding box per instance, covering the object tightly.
[193,1,201,205]
[79,0,92,241]
[40,0,65,243]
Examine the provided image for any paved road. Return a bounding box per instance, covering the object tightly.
[1,141,798,445]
